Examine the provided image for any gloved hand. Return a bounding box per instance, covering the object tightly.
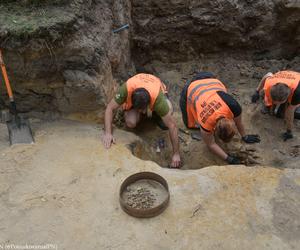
[251,90,260,103]
[242,134,261,143]
[226,155,241,165]
[282,130,293,141]
[261,105,270,114]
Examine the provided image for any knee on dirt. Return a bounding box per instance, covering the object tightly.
[126,120,137,128]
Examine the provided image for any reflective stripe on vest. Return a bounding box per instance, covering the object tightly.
[193,87,226,110]
[186,79,233,131]
[188,81,223,103]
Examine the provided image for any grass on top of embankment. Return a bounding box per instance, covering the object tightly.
[0,1,79,42]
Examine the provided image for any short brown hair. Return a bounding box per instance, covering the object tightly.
[132,88,150,109]
[270,83,290,102]
[215,118,236,142]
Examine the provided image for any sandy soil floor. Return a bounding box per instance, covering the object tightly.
[0,120,299,250]
[0,58,299,250]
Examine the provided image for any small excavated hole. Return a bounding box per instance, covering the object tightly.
[127,138,261,169]
[126,118,262,169]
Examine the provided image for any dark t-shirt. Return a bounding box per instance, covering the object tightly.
[217,91,242,117]
[291,82,300,105]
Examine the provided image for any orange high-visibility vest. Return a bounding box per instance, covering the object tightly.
[186,78,234,132]
[264,71,300,106]
[123,74,167,111]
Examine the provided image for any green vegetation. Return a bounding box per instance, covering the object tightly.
[1,0,68,7]
[0,1,75,39]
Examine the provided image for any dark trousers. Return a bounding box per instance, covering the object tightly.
[275,103,300,119]
[179,72,215,128]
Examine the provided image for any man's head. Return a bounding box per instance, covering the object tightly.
[270,83,291,104]
[215,117,236,143]
[132,88,150,111]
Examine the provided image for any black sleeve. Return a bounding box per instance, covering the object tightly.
[291,82,300,106]
[217,91,242,117]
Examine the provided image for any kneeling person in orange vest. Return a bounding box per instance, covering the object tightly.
[251,70,300,141]
[102,73,181,168]
[180,72,260,165]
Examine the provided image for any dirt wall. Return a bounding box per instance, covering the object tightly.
[0,0,133,117]
[132,0,300,63]
[0,0,299,117]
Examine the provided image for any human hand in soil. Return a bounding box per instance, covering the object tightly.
[251,90,260,103]
[170,153,181,168]
[282,130,293,141]
[226,155,241,165]
[242,134,261,143]
[102,133,116,148]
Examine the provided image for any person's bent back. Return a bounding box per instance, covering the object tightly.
[180,72,260,164]
[102,73,181,168]
[251,70,300,141]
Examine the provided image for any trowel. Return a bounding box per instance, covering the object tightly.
[0,49,34,145]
